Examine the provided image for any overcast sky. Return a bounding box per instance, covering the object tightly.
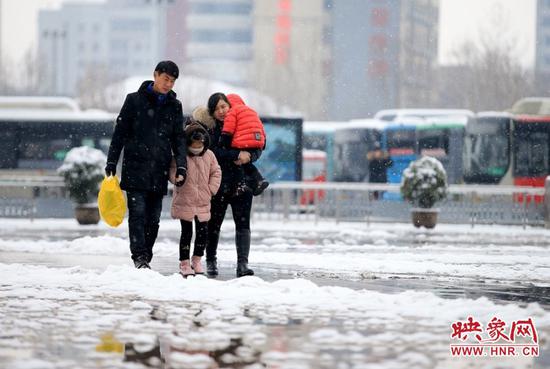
[0,0,537,69]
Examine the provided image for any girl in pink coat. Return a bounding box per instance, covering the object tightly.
[170,123,221,277]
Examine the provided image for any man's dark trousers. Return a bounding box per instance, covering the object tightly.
[127,191,164,262]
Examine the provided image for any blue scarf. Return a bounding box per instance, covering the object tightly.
[147,82,167,105]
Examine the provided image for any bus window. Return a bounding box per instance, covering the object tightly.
[463,116,510,184]
[18,135,72,169]
[418,129,449,157]
[0,128,18,168]
[81,138,95,148]
[386,129,415,154]
[303,134,328,152]
[514,132,549,178]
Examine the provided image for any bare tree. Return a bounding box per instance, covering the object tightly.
[77,64,110,110]
[439,6,534,111]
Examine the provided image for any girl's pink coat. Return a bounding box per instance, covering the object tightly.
[169,150,221,222]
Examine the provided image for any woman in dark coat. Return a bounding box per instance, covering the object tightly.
[196,93,262,278]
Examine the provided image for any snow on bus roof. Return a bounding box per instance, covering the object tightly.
[340,119,388,130]
[0,108,116,122]
[303,120,346,132]
[374,108,474,121]
[420,115,470,127]
[476,111,512,118]
[0,96,80,112]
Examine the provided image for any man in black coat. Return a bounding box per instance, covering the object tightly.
[367,143,393,200]
[105,61,187,269]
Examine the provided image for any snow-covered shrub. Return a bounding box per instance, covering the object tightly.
[400,156,448,209]
[57,146,106,204]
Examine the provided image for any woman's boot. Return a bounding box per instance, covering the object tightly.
[206,231,220,277]
[236,230,254,277]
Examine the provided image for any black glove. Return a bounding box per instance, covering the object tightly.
[175,167,187,187]
[105,163,117,177]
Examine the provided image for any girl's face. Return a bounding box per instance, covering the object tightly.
[213,99,230,121]
[190,140,204,150]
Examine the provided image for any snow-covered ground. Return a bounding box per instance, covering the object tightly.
[1,218,549,369]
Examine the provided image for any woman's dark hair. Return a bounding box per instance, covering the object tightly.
[207,92,230,117]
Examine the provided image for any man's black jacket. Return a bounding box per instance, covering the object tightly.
[107,80,187,195]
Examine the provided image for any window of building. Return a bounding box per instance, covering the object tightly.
[110,39,128,52]
[190,2,252,14]
[190,29,252,43]
[543,16,550,27]
[111,19,150,31]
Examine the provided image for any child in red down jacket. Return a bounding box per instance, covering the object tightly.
[220,93,269,196]
[170,123,221,277]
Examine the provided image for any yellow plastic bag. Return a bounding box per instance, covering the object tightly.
[98,176,126,227]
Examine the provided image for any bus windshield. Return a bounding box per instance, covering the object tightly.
[333,128,380,182]
[514,123,550,178]
[418,129,449,158]
[386,129,415,154]
[463,116,510,183]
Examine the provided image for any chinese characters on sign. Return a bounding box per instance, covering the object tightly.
[450,316,539,357]
[274,0,292,65]
[368,6,390,77]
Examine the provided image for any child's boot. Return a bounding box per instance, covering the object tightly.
[179,260,195,278]
[191,255,204,275]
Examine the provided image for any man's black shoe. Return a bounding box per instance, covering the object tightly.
[134,256,151,269]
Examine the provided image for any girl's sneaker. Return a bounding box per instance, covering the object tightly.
[179,260,195,278]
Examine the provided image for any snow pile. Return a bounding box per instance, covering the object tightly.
[1,219,550,283]
[1,263,549,368]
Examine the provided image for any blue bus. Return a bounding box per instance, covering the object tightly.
[382,118,423,185]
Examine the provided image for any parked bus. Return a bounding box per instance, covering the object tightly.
[463,112,512,185]
[302,121,343,181]
[0,99,116,174]
[464,111,550,201]
[374,108,474,122]
[333,119,387,182]
[417,115,468,184]
[0,97,304,183]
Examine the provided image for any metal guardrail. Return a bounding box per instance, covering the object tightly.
[0,177,548,227]
[252,182,548,228]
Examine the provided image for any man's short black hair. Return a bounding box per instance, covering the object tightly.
[155,60,179,79]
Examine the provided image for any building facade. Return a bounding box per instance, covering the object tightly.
[38,0,185,96]
[252,0,328,119]
[328,0,439,120]
[536,0,550,95]
[183,0,253,86]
